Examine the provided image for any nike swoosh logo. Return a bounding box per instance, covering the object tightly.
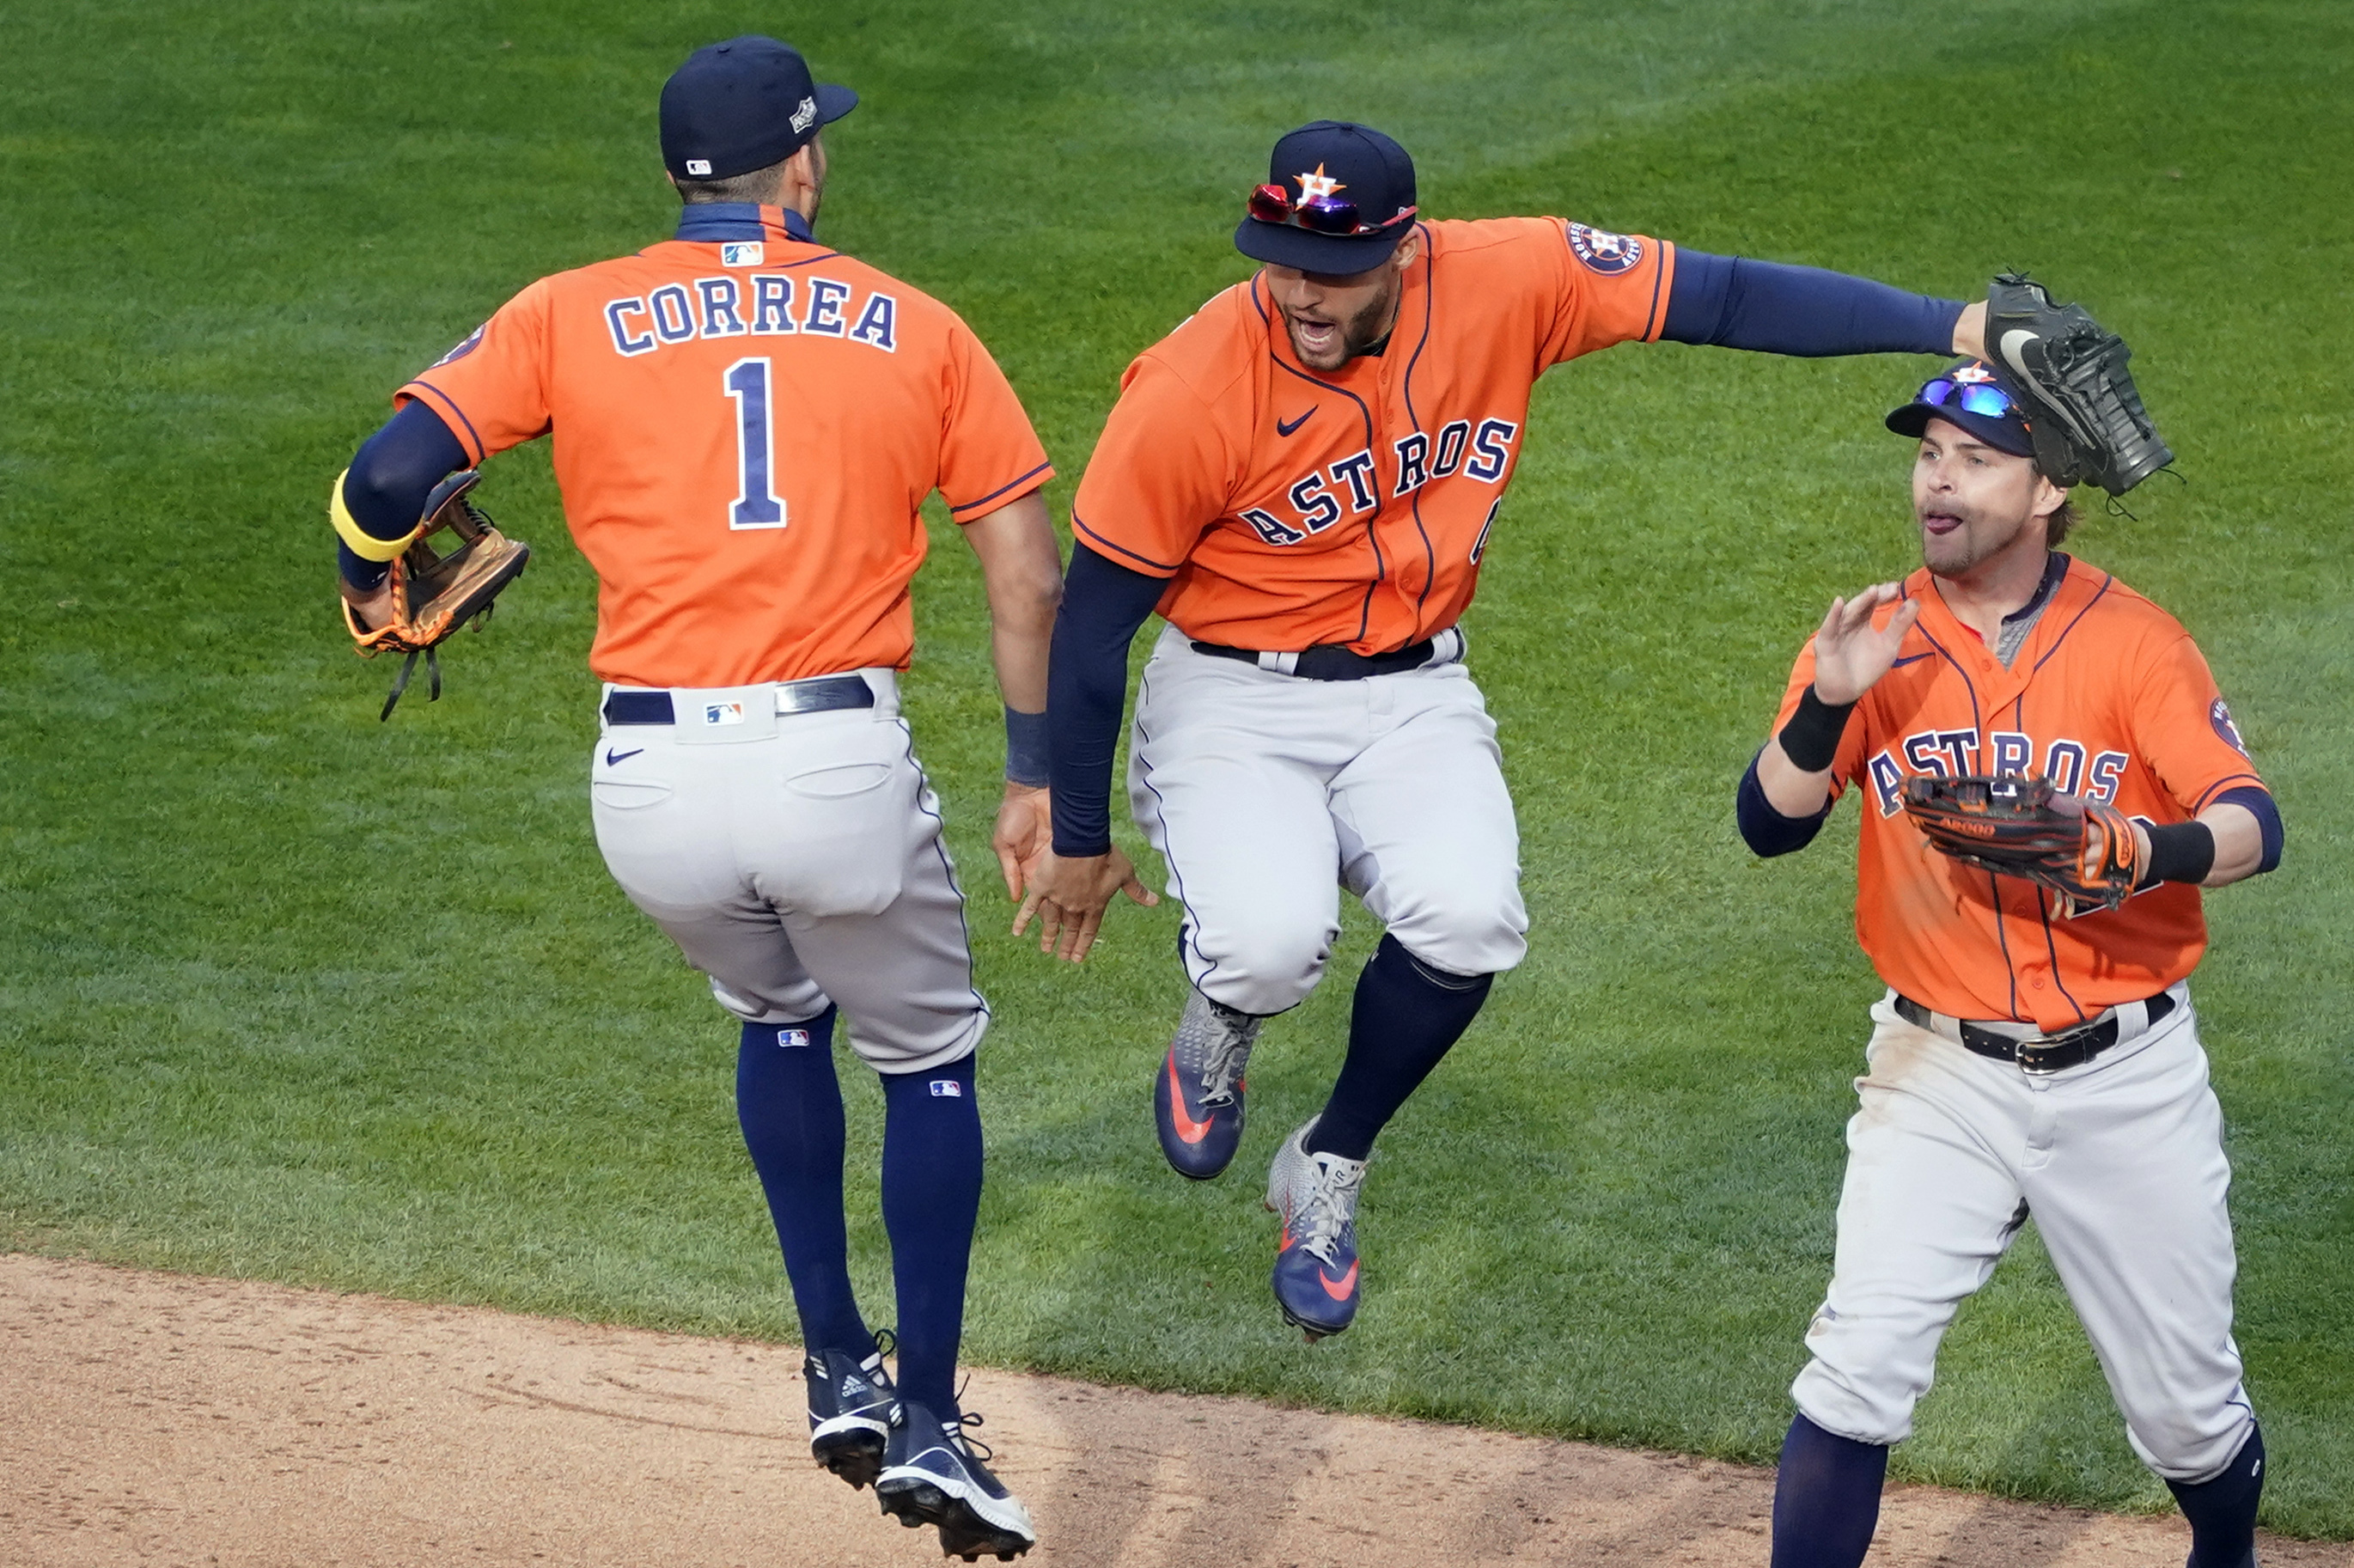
[1997,328,2040,379]
[1276,408,1315,437]
[1165,1051,1213,1144]
[1891,654,1933,668]
[605,747,643,766]
[1320,1261,1359,1301]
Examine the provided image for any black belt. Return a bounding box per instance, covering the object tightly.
[1191,638,1436,680]
[602,675,875,725]
[1894,990,2176,1074]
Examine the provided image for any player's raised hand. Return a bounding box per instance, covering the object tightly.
[1015,849,1159,963]
[991,783,1052,900]
[1810,582,1920,705]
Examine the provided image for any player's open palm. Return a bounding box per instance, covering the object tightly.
[1810,582,1920,705]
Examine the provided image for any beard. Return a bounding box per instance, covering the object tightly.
[1285,280,1399,369]
[1919,497,2032,578]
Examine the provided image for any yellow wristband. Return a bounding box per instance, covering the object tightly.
[329,469,420,562]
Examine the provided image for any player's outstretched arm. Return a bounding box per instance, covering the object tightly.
[1756,583,1918,817]
[1661,252,1974,361]
[1015,543,1167,962]
[961,490,1064,900]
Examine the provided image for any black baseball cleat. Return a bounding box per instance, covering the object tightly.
[875,1400,1038,1561]
[1154,989,1263,1180]
[804,1332,897,1490]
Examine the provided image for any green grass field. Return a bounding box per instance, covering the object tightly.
[5,0,2350,1537]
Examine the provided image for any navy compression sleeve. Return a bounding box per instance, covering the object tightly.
[1048,543,1168,857]
[2216,784,2284,875]
[336,400,469,590]
[1663,250,1963,357]
[1736,749,1834,857]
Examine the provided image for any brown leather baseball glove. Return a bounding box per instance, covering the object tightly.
[1902,772,2144,918]
[342,471,530,720]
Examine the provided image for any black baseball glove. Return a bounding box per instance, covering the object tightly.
[1902,772,2144,919]
[1983,273,2172,496]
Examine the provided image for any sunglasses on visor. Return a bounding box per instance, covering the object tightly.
[1917,376,2022,421]
[1246,183,1417,236]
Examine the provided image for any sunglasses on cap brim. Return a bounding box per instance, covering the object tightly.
[1917,376,2023,422]
[1246,183,1417,237]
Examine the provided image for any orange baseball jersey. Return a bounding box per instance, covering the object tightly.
[1775,555,2266,1031]
[1070,217,1674,653]
[396,204,1052,687]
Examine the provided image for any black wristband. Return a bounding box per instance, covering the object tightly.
[2140,820,2216,888]
[1776,685,1857,774]
[1003,706,1050,789]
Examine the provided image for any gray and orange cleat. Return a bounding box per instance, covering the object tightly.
[876,1400,1038,1561]
[1265,1118,1365,1341]
[804,1333,896,1489]
[1155,988,1263,1179]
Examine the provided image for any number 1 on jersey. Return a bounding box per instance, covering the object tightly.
[723,357,787,529]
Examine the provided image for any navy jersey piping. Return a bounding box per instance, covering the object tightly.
[1399,229,1441,621]
[948,460,1053,518]
[401,380,485,463]
[1070,509,1180,576]
[2030,570,2115,675]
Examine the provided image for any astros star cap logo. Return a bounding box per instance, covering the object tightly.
[1294,162,1345,202]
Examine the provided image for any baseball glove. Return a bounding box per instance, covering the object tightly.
[1984,273,2172,496]
[1902,772,2143,918]
[343,470,530,720]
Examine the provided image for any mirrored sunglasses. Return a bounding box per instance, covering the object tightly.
[1917,376,2021,420]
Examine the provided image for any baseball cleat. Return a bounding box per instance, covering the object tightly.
[876,1400,1038,1561]
[804,1333,897,1490]
[1155,988,1264,1180]
[1265,1117,1366,1340]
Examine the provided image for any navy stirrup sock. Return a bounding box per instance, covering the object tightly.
[1771,1413,1889,1568]
[735,1009,871,1357]
[879,1051,984,1419]
[1306,932,1494,1162]
[2168,1423,2265,1568]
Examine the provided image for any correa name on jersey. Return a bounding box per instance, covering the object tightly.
[1867,729,2131,816]
[1238,418,1519,546]
[604,273,900,358]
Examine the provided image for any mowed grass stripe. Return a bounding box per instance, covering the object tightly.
[2,0,2347,1536]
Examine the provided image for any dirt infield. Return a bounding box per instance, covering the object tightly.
[2,1255,2339,1567]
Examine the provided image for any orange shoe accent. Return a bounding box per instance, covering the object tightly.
[1319,1261,1359,1302]
[1165,1050,1214,1145]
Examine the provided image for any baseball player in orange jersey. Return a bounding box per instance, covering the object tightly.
[1741,362,2284,1568]
[328,38,1054,1560]
[1021,119,2008,1340]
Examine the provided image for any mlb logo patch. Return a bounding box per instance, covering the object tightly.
[928,1079,963,1098]
[704,702,745,726]
[775,1028,811,1048]
[1566,222,1644,275]
[685,158,712,176]
[790,95,817,134]
[721,241,764,267]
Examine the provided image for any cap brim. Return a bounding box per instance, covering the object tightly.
[1234,216,1406,275]
[1886,402,2036,459]
[814,83,858,125]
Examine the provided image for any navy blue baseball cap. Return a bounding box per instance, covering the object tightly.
[660,36,857,181]
[1887,359,2038,458]
[1235,121,1419,274]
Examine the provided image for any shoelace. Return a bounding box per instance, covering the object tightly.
[942,1402,996,1464]
[1291,1153,1365,1266]
[1192,1004,1258,1106]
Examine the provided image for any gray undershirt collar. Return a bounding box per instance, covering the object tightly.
[1994,552,2070,668]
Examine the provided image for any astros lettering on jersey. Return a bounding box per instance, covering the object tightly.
[1774,556,2266,1030]
[399,204,1052,687]
[1072,217,1674,653]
